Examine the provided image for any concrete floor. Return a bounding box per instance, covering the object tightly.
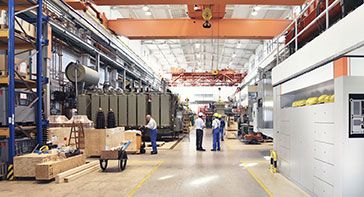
[0,129,308,197]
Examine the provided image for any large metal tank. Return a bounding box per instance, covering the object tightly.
[127,94,137,127]
[150,93,160,126]
[137,93,147,126]
[90,94,100,123]
[109,94,118,122]
[160,94,171,128]
[65,62,99,85]
[77,94,90,119]
[100,94,109,118]
[118,94,128,126]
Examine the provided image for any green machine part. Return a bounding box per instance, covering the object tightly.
[137,93,147,126]
[77,94,91,119]
[160,93,171,128]
[109,94,118,122]
[100,94,109,119]
[118,94,128,127]
[151,93,160,127]
[91,94,100,123]
[127,94,137,127]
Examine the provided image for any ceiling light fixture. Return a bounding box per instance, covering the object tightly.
[194,5,200,11]
[142,5,150,11]
[195,43,201,49]
[237,43,242,48]
[251,10,258,16]
[254,6,261,11]
[145,11,152,16]
[232,53,237,58]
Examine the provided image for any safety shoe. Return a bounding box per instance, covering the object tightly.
[211,149,216,151]
[151,151,158,155]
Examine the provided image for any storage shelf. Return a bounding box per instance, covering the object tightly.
[0,29,35,50]
[0,76,36,88]
[0,0,36,10]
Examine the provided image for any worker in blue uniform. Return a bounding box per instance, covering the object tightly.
[219,114,226,141]
[145,115,158,155]
[211,113,221,151]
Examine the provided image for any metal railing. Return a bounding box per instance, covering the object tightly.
[247,0,341,77]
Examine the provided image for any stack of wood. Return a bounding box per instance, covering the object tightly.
[55,161,99,183]
[14,153,86,181]
[182,112,190,134]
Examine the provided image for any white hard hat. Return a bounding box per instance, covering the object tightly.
[198,112,204,117]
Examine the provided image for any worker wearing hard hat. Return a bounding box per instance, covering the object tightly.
[211,113,221,151]
[195,112,206,151]
[219,114,226,141]
[145,115,158,155]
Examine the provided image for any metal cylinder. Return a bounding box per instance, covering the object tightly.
[65,62,99,85]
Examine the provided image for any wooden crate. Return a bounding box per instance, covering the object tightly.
[124,131,141,154]
[48,127,72,146]
[14,153,59,178]
[226,131,238,139]
[35,154,86,180]
[84,127,125,157]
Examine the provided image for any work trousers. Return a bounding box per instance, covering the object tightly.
[220,128,224,141]
[212,128,220,151]
[196,129,203,149]
[150,129,158,153]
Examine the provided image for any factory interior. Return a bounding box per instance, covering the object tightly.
[1,0,364,196]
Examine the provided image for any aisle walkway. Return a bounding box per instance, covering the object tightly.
[0,128,308,197]
[131,129,307,197]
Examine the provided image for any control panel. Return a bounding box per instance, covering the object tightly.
[349,94,364,138]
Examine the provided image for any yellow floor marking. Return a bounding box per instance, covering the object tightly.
[241,161,274,197]
[128,161,164,197]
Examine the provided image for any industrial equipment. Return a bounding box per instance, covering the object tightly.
[349,94,364,138]
[65,62,99,86]
[253,77,273,137]
[0,88,36,126]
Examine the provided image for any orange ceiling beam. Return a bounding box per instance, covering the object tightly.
[92,0,306,6]
[108,18,291,39]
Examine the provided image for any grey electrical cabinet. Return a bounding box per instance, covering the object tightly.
[151,93,160,126]
[118,94,128,126]
[137,93,147,126]
[77,94,90,118]
[90,94,100,123]
[127,94,137,127]
[109,94,118,121]
[160,94,171,128]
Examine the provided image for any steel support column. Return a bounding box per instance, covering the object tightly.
[36,0,43,145]
[7,0,15,164]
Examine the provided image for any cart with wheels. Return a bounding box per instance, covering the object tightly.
[99,141,131,172]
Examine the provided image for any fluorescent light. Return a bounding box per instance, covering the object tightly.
[195,43,201,49]
[232,53,237,58]
[194,5,199,11]
[251,10,258,16]
[237,43,242,48]
[145,11,152,16]
[254,6,261,11]
[142,6,150,11]
[196,54,201,58]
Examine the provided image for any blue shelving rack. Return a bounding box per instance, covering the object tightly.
[6,0,47,164]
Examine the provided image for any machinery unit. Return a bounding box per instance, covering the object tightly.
[118,94,128,127]
[0,88,36,126]
[99,94,109,118]
[77,94,90,118]
[137,93,147,126]
[90,94,100,123]
[255,77,273,137]
[273,56,364,196]
[150,93,160,126]
[127,94,137,127]
[109,94,118,120]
